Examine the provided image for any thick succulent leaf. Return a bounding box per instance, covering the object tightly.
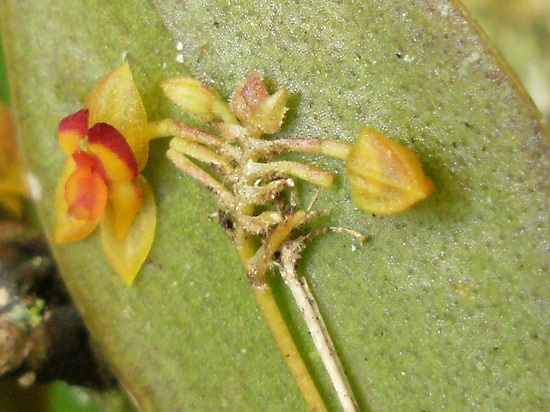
[1,1,548,411]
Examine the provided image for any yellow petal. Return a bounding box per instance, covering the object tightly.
[346,127,435,215]
[55,161,99,243]
[85,63,149,169]
[0,103,27,215]
[106,180,142,240]
[100,175,156,285]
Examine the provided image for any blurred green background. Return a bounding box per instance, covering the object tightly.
[0,0,548,411]
[462,0,550,121]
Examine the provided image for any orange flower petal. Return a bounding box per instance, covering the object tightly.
[100,175,156,285]
[106,179,142,240]
[65,166,108,221]
[72,149,106,174]
[88,122,139,182]
[346,127,435,215]
[58,109,89,155]
[55,161,100,243]
[85,63,149,170]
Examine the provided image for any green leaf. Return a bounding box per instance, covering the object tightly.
[1,1,548,411]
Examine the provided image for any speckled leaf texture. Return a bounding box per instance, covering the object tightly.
[1,1,548,411]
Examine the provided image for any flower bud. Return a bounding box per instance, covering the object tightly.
[161,77,237,124]
[346,127,434,215]
[231,73,288,134]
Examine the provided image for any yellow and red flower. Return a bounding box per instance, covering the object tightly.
[55,63,158,285]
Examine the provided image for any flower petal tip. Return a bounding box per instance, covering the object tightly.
[58,109,90,154]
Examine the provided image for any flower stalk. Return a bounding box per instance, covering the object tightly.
[163,73,362,411]
[162,72,434,411]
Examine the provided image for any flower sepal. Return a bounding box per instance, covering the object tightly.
[101,175,156,285]
[160,77,237,124]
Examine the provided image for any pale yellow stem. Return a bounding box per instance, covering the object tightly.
[276,138,352,160]
[253,285,328,412]
[145,118,181,140]
[248,211,307,286]
[247,161,334,188]
[237,231,327,412]
[235,227,256,268]
[147,119,241,161]
[170,137,235,178]
[166,148,235,210]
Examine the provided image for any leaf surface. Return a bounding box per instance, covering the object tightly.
[1,1,548,410]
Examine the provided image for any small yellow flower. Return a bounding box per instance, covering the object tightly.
[55,63,157,285]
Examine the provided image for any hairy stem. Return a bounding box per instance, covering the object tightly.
[246,161,334,188]
[282,273,359,412]
[278,229,367,412]
[247,211,307,286]
[272,138,352,160]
